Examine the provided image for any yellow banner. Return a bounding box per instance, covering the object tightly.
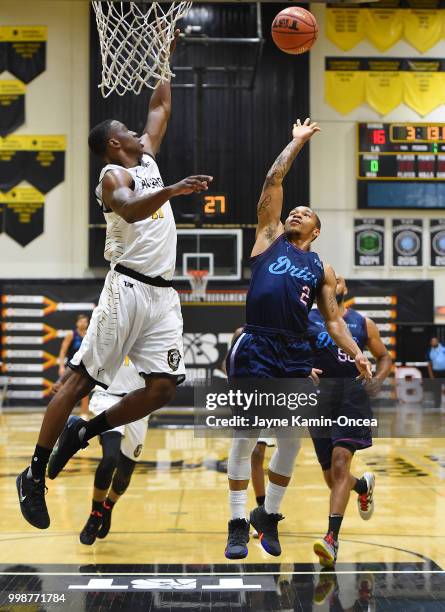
[0,80,26,95]
[364,9,404,51]
[365,72,403,115]
[0,187,44,204]
[403,10,442,52]
[326,8,366,51]
[403,72,445,116]
[0,135,66,151]
[0,26,47,42]
[325,71,366,115]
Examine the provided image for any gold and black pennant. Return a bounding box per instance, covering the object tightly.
[0,186,44,247]
[0,135,66,193]
[325,57,445,116]
[26,136,66,194]
[0,80,26,137]
[1,26,47,84]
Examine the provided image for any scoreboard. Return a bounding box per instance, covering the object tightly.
[357,123,445,210]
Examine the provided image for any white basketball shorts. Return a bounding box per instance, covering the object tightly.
[70,269,185,388]
[89,388,148,462]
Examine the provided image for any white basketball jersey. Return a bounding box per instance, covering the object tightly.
[95,153,177,279]
[99,358,145,397]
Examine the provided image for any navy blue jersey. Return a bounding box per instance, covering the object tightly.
[67,329,83,361]
[307,308,368,377]
[246,235,324,335]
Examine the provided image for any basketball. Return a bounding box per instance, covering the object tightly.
[271,7,318,55]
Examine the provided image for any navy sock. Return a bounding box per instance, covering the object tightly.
[29,445,52,480]
[256,495,265,506]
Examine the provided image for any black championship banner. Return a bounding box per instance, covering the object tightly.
[0,135,66,194]
[0,187,44,246]
[354,218,385,267]
[0,26,47,84]
[430,218,445,267]
[392,218,423,267]
[0,80,25,136]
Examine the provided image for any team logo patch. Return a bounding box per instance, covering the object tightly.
[168,349,181,372]
[134,444,143,458]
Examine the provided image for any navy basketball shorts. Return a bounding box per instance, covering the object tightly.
[226,325,313,379]
[311,378,373,471]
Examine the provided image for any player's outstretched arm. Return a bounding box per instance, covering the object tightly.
[102,168,213,223]
[141,30,180,157]
[317,264,372,381]
[364,318,392,395]
[252,118,320,257]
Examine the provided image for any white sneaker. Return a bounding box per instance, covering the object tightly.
[357,472,375,520]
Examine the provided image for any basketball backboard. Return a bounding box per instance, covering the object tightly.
[175,229,242,280]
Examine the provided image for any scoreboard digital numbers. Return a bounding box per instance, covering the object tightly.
[357,123,445,210]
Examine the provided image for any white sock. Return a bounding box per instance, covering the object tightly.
[264,482,287,515]
[229,489,248,520]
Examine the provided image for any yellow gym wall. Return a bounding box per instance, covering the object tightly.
[0,0,89,277]
[310,3,445,311]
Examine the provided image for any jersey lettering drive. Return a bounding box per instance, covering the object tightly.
[95,153,176,279]
[307,308,368,378]
[246,235,324,334]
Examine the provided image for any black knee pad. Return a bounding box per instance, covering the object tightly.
[94,432,122,490]
[111,451,136,496]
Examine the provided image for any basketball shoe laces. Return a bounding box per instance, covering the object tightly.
[228,518,248,546]
[28,479,48,513]
[325,531,335,547]
[263,512,284,539]
[359,491,370,512]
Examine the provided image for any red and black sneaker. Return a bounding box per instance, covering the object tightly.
[313,531,339,568]
[97,502,113,539]
[80,511,102,546]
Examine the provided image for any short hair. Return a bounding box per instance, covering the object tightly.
[88,119,115,158]
[314,212,321,231]
[76,314,89,323]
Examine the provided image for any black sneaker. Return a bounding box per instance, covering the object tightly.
[80,511,102,545]
[224,518,250,560]
[250,505,284,557]
[16,468,50,529]
[97,503,112,539]
[47,416,89,480]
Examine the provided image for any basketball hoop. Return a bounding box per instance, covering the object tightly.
[187,269,208,301]
[92,1,193,97]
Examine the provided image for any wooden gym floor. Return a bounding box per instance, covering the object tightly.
[0,411,444,610]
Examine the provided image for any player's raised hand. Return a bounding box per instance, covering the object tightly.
[292,117,321,142]
[355,352,373,382]
[173,175,213,196]
[170,29,180,56]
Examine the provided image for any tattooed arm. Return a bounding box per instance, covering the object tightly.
[252,118,320,257]
[317,264,372,381]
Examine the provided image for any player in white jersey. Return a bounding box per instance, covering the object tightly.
[48,359,149,545]
[17,31,213,530]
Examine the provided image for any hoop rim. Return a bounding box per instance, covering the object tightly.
[187,269,209,278]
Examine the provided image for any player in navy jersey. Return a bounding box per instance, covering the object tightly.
[224,118,372,560]
[308,276,392,568]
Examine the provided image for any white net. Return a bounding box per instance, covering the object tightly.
[187,270,209,301]
[92,1,193,97]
